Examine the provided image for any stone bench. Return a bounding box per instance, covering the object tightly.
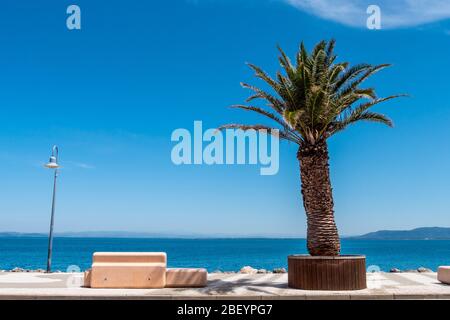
[166,268,207,288]
[438,266,450,284]
[84,252,207,289]
[88,252,167,288]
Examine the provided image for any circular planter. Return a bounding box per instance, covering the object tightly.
[288,255,367,290]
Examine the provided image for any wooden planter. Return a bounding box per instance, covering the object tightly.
[288,255,367,290]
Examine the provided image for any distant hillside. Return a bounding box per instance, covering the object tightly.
[0,232,46,237]
[350,227,450,240]
[0,231,207,238]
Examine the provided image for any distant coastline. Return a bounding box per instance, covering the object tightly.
[0,231,302,239]
[1,227,450,240]
[348,227,450,240]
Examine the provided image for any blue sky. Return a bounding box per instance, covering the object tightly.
[1,0,449,236]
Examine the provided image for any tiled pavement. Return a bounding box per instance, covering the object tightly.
[0,272,449,299]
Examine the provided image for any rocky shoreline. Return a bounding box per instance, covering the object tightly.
[389,267,433,273]
[1,268,54,273]
[0,266,435,274]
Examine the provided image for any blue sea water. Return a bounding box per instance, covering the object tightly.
[0,237,449,272]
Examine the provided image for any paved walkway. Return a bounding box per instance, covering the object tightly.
[0,272,449,299]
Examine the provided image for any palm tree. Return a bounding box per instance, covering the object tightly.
[221,40,404,256]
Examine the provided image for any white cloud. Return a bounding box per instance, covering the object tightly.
[74,162,95,169]
[65,161,95,169]
[286,0,450,28]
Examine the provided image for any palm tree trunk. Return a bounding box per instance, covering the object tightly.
[297,141,340,256]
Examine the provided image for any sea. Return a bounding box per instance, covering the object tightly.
[0,237,449,272]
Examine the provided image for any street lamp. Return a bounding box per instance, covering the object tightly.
[44,145,60,273]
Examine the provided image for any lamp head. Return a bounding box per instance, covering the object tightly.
[45,155,60,169]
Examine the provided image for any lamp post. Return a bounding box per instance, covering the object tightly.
[44,145,60,273]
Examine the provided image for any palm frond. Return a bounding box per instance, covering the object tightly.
[218,124,301,144]
[241,82,285,113]
[330,111,393,136]
[230,105,290,130]
[336,64,391,98]
[332,63,372,93]
[343,94,407,116]
[246,63,280,93]
[330,94,406,135]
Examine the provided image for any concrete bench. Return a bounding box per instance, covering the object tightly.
[438,266,450,284]
[166,268,207,288]
[88,252,167,289]
[84,252,207,289]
